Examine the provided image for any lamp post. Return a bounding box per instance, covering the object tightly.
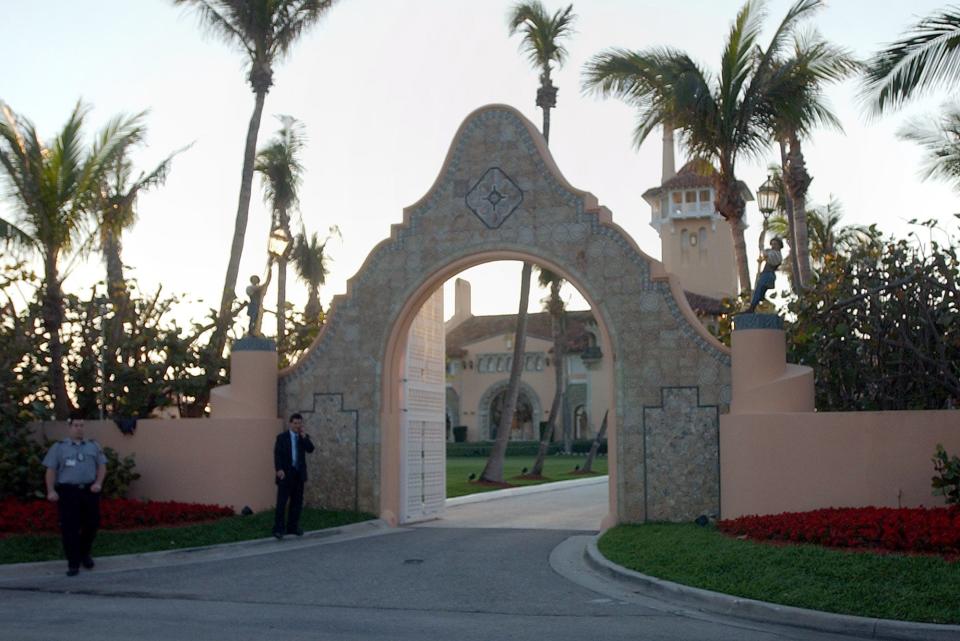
[267,224,292,350]
[267,225,291,260]
[756,175,780,253]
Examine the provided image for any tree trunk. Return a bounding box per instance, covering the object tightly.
[210,88,269,359]
[542,106,551,146]
[715,174,751,295]
[530,280,564,477]
[305,287,321,323]
[787,132,814,286]
[480,262,533,483]
[43,254,72,420]
[779,140,801,292]
[581,409,608,474]
[730,215,751,296]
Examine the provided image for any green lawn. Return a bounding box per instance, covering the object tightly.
[599,523,960,624]
[447,455,607,498]
[0,508,373,565]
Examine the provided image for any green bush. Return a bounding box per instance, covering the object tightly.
[101,447,141,499]
[932,444,960,505]
[446,439,606,458]
[0,424,47,500]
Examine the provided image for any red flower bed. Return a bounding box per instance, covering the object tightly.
[0,498,234,535]
[718,506,960,555]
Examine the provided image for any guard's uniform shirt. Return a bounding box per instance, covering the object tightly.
[42,439,106,486]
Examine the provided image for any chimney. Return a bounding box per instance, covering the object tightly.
[445,278,473,330]
[662,124,676,184]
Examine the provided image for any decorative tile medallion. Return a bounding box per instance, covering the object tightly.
[465,167,523,229]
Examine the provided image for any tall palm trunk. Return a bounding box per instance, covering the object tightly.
[101,227,130,356]
[102,228,126,306]
[581,409,608,474]
[305,286,321,323]
[536,73,558,145]
[786,131,813,286]
[715,174,752,295]
[43,254,72,419]
[778,140,801,292]
[212,88,268,358]
[530,280,564,477]
[480,262,533,483]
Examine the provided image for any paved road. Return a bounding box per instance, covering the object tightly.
[0,482,871,641]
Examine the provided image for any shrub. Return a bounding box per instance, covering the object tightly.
[0,424,47,500]
[932,444,960,505]
[446,439,605,457]
[718,506,960,555]
[0,497,234,535]
[101,447,141,499]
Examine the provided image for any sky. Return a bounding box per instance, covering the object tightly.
[2,0,958,324]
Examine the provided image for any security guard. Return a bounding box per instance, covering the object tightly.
[43,418,107,576]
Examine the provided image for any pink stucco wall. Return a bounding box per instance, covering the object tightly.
[720,409,960,519]
[36,418,281,512]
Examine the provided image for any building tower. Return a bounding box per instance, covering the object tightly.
[641,127,746,301]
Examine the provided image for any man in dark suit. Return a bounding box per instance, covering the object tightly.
[273,413,315,539]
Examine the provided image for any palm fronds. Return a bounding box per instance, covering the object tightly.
[862,6,960,115]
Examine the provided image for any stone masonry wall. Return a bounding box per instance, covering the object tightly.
[280,105,731,522]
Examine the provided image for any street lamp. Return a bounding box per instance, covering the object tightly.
[267,225,291,259]
[756,175,780,220]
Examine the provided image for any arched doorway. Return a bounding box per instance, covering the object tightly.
[279,104,731,528]
[478,380,543,441]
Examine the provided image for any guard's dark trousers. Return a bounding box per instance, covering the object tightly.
[56,485,100,568]
[274,471,305,535]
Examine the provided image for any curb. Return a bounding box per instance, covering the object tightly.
[446,475,607,507]
[584,537,960,641]
[0,518,390,580]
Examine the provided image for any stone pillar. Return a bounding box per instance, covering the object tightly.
[730,314,814,414]
[210,336,279,419]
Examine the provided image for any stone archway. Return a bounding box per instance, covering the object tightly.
[477,379,543,441]
[279,104,731,527]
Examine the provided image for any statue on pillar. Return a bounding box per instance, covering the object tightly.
[245,257,274,336]
[747,236,783,314]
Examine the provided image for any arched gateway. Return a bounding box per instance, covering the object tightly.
[280,105,731,527]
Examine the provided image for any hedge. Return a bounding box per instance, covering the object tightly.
[446,439,607,458]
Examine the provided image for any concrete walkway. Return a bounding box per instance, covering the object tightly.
[419,475,607,530]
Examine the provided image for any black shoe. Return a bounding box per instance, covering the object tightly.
[81,556,95,569]
[272,530,284,540]
[291,528,304,537]
[66,567,79,577]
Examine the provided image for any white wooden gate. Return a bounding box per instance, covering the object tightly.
[400,288,446,523]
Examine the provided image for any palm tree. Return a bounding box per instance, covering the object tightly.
[805,197,880,270]
[478,3,576,484]
[0,101,144,419]
[508,1,576,145]
[899,106,960,190]
[584,0,824,295]
[479,261,533,484]
[528,266,566,477]
[767,32,861,288]
[862,7,960,115]
[291,226,331,324]
[173,0,337,360]
[255,115,305,351]
[97,141,185,313]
